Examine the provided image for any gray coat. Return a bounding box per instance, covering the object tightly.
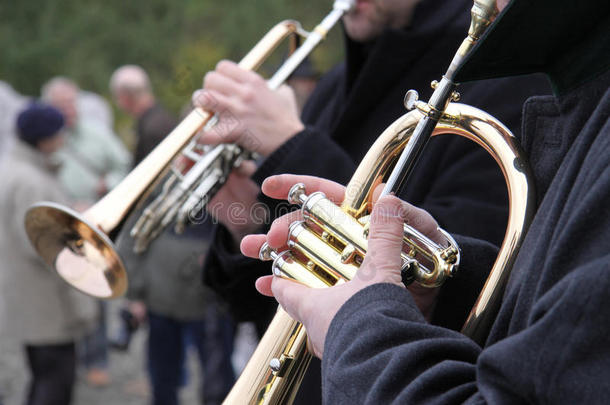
[0,140,97,345]
[115,210,214,321]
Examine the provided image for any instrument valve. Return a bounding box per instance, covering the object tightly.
[288,183,308,205]
[269,355,295,377]
[440,246,459,263]
[403,90,419,111]
[340,244,357,264]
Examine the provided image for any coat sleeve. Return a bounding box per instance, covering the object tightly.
[252,125,357,186]
[99,126,131,188]
[322,254,610,404]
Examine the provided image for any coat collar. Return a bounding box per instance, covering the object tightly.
[455,0,610,96]
[333,0,472,134]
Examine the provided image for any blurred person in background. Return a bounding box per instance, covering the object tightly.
[42,76,131,386]
[0,103,97,405]
[78,89,115,131]
[110,64,176,165]
[0,81,28,162]
[114,218,236,405]
[41,77,131,203]
[111,65,235,405]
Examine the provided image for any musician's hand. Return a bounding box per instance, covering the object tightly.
[192,60,305,157]
[207,160,265,243]
[240,174,445,357]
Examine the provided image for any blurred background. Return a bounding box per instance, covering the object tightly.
[0,0,343,146]
[0,1,342,404]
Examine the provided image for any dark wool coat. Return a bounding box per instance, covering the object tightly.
[322,1,610,403]
[135,103,177,166]
[204,0,549,324]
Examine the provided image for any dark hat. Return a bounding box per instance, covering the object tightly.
[17,102,65,146]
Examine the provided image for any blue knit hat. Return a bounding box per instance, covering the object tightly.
[17,103,65,146]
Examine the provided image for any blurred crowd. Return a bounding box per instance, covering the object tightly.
[0,62,318,405]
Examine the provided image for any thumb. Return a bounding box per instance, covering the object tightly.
[357,195,405,285]
[271,277,312,323]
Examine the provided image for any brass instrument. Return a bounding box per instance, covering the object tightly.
[224,1,535,403]
[130,0,355,253]
[23,0,355,299]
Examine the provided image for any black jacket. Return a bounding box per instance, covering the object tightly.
[204,0,549,323]
[135,102,177,165]
[322,1,610,403]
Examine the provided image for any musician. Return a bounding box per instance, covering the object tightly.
[241,0,610,402]
[195,1,548,402]
[195,0,549,331]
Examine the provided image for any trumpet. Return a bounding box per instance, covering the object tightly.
[130,0,355,253]
[23,0,355,299]
[223,0,536,403]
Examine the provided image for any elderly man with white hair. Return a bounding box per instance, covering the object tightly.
[42,77,130,203]
[110,65,177,165]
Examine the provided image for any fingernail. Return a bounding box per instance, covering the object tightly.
[192,89,203,106]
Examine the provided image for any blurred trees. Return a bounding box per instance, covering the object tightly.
[0,0,343,115]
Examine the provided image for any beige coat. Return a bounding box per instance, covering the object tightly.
[0,141,97,345]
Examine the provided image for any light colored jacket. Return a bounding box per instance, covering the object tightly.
[55,119,131,203]
[0,141,97,344]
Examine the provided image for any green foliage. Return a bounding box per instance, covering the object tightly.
[0,0,344,115]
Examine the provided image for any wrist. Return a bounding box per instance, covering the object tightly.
[260,120,305,157]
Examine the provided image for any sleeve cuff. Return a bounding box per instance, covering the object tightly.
[252,127,312,186]
[431,234,500,330]
[324,283,425,360]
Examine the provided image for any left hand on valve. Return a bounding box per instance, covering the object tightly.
[240,174,444,358]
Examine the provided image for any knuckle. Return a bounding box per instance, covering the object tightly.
[203,71,216,88]
[241,85,256,103]
[216,59,232,72]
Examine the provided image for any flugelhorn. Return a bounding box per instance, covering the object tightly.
[23,0,355,299]
[223,1,535,403]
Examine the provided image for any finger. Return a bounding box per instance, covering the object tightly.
[240,234,267,258]
[397,201,443,244]
[271,276,312,323]
[262,174,345,203]
[371,182,385,204]
[197,99,246,145]
[276,84,297,103]
[217,60,265,85]
[370,183,442,244]
[203,70,246,99]
[255,275,274,297]
[192,89,220,111]
[235,160,257,177]
[358,195,406,284]
[267,210,303,249]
